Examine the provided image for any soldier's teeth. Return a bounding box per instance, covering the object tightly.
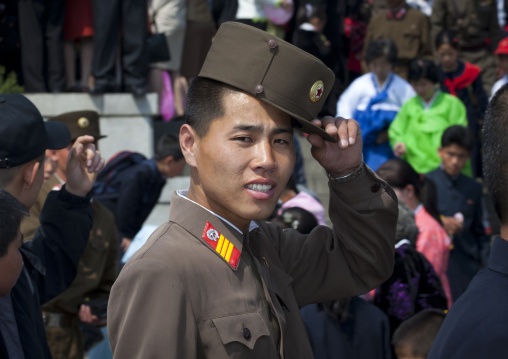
[247,184,272,192]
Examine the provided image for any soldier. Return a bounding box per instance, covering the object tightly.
[21,111,118,359]
[108,22,398,358]
[431,0,502,95]
[362,0,433,80]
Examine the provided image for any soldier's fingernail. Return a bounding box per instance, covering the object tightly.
[87,160,92,166]
[341,139,348,147]
[349,137,355,145]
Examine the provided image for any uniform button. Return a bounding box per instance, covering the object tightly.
[255,84,264,94]
[267,39,277,49]
[371,183,381,192]
[242,328,251,340]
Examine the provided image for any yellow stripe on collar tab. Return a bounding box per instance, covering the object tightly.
[202,221,241,269]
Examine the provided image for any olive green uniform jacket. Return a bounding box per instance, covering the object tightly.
[362,5,432,80]
[21,174,118,357]
[108,165,397,358]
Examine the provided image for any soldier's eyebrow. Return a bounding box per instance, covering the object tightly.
[232,124,293,135]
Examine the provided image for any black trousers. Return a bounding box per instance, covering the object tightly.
[92,0,148,87]
[18,0,65,92]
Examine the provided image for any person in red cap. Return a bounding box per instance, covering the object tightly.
[491,37,508,99]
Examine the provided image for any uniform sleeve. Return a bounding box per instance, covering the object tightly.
[108,259,201,359]
[95,218,119,298]
[23,186,93,303]
[270,166,398,306]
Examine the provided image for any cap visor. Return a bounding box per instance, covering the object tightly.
[45,121,71,150]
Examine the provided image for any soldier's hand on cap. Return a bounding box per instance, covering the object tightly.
[307,116,363,178]
[65,135,105,197]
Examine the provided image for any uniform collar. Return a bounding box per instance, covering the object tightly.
[169,190,261,270]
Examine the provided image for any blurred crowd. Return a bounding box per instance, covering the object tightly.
[1,0,507,358]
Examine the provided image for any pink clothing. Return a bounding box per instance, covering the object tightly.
[415,206,453,308]
[278,191,327,226]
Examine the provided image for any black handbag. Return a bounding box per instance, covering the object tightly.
[148,10,171,63]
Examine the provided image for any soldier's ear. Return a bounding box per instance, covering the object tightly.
[179,124,197,168]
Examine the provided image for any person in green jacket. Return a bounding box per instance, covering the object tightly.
[389,58,469,175]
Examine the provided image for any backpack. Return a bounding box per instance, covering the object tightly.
[92,151,148,200]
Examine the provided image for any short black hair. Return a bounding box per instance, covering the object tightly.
[408,58,439,84]
[0,189,28,257]
[441,125,475,152]
[365,38,398,65]
[0,153,45,188]
[483,83,508,223]
[377,158,442,225]
[295,3,327,26]
[392,309,446,357]
[435,29,460,51]
[185,77,238,137]
[154,133,183,161]
[272,207,318,234]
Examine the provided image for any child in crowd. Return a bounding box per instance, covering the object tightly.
[426,125,490,301]
[435,30,488,178]
[291,3,331,65]
[371,200,448,335]
[490,37,508,99]
[272,207,319,234]
[0,189,28,297]
[377,158,453,307]
[392,309,446,359]
[389,58,468,174]
[275,175,327,226]
[337,38,415,170]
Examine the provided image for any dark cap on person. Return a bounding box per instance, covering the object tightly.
[199,21,336,141]
[0,94,70,169]
[49,110,106,142]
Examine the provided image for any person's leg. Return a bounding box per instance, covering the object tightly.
[80,37,94,90]
[64,40,75,90]
[121,0,148,92]
[18,0,47,92]
[91,0,120,91]
[45,0,66,92]
[172,71,187,117]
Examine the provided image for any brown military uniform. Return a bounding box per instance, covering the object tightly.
[108,167,397,358]
[363,4,433,80]
[431,0,502,94]
[21,174,118,359]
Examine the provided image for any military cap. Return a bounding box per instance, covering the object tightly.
[49,110,106,142]
[495,37,508,55]
[199,21,336,141]
[0,94,70,169]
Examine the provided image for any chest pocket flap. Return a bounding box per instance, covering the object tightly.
[212,312,270,350]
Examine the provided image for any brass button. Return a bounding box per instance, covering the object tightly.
[371,183,381,193]
[267,39,277,49]
[242,328,251,340]
[255,84,264,94]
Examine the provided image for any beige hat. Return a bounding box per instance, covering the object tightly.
[199,22,336,141]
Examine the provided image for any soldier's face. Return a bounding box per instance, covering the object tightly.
[0,229,23,296]
[184,91,295,232]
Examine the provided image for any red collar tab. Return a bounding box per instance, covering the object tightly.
[387,7,406,19]
[202,221,241,269]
